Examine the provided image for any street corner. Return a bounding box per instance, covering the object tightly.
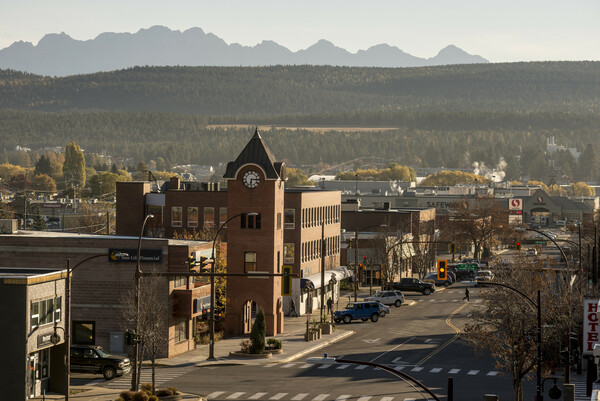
[276,329,355,364]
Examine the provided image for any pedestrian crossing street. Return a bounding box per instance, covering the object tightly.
[266,361,501,377]
[97,366,193,390]
[206,391,437,401]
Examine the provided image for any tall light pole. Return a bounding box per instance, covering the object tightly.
[208,212,256,360]
[64,252,126,401]
[484,282,542,401]
[354,174,358,301]
[131,214,153,391]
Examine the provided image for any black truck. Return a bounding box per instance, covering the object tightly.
[391,278,436,295]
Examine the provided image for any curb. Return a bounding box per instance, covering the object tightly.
[276,330,355,363]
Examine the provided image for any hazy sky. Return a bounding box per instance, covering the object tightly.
[1,1,598,62]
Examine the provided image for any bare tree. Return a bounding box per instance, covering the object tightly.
[449,195,512,260]
[464,256,584,401]
[121,272,169,393]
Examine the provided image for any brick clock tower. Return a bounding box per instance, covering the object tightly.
[223,129,287,336]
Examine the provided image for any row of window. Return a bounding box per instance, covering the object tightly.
[31,296,62,330]
[172,206,227,228]
[301,236,340,263]
[301,205,340,228]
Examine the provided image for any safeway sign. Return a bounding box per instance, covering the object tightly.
[509,198,522,211]
[584,299,600,355]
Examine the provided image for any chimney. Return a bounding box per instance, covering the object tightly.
[169,176,181,190]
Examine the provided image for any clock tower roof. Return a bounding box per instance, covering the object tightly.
[223,128,284,180]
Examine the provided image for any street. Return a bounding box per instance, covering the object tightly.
[92,283,541,400]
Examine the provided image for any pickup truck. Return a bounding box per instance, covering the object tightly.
[391,278,435,295]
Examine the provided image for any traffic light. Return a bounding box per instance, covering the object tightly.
[188,257,196,268]
[515,241,521,251]
[199,256,211,272]
[214,308,223,321]
[201,308,208,321]
[449,243,456,254]
[125,330,134,346]
[437,260,447,280]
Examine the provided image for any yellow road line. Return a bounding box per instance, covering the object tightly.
[416,302,469,366]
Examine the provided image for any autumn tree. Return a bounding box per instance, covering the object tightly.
[31,174,57,193]
[546,183,566,196]
[449,195,511,260]
[286,168,313,187]
[570,181,595,196]
[89,172,130,196]
[63,141,86,189]
[419,170,489,187]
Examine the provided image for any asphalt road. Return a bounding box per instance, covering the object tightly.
[159,284,538,401]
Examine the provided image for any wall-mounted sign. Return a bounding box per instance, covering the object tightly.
[37,332,60,348]
[584,299,600,355]
[108,249,162,263]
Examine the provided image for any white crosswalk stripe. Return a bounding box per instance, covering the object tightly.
[227,392,246,399]
[573,381,589,401]
[312,395,330,401]
[249,392,267,399]
[336,364,351,369]
[357,397,372,401]
[429,368,442,373]
[448,369,461,374]
[467,370,479,375]
[336,395,352,401]
[207,391,225,398]
[269,393,288,400]
[101,367,192,389]
[291,394,309,400]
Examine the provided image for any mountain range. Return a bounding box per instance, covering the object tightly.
[0,25,488,77]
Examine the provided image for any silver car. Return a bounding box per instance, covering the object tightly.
[365,290,405,307]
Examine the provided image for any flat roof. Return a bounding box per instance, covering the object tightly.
[0,267,67,284]
[0,230,210,246]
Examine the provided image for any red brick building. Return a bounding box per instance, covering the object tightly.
[115,130,344,336]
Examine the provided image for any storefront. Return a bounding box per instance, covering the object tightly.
[0,268,67,399]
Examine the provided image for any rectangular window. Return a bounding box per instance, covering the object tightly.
[240,213,247,229]
[73,321,95,345]
[174,276,186,288]
[30,301,39,329]
[248,214,255,229]
[255,213,261,229]
[285,209,295,229]
[245,252,257,272]
[54,296,62,322]
[43,299,53,325]
[188,207,198,228]
[277,213,282,230]
[204,207,215,228]
[219,207,228,227]
[174,319,189,343]
[284,243,295,264]
[172,206,182,227]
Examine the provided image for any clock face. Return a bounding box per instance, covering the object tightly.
[243,170,260,188]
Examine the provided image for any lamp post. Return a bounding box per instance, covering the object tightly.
[131,213,153,391]
[208,212,256,360]
[516,226,572,385]
[484,282,542,401]
[307,354,440,401]
[64,252,126,401]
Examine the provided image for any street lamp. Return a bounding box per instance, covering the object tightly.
[208,212,256,360]
[64,252,126,401]
[307,354,440,401]
[482,283,542,401]
[131,213,153,391]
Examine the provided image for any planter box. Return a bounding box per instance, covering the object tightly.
[321,323,334,335]
[305,329,321,342]
[158,395,182,401]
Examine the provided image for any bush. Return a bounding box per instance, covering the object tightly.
[155,389,174,396]
[149,397,158,401]
[119,391,136,401]
[141,383,153,394]
[133,392,149,401]
[266,338,282,349]
[118,390,149,401]
[249,309,266,354]
[240,339,250,353]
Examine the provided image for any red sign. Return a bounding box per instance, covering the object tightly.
[584,299,600,355]
[509,198,522,211]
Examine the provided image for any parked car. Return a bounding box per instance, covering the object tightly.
[334,301,382,323]
[378,302,391,317]
[70,345,131,380]
[365,290,405,307]
[423,272,452,287]
[446,270,456,283]
[474,270,494,286]
[556,220,567,227]
[526,248,538,256]
[391,277,436,295]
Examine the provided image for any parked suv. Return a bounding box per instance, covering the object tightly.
[365,290,405,307]
[70,345,131,380]
[334,301,382,324]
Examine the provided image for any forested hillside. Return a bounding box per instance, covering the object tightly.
[0,62,599,180]
[0,62,599,115]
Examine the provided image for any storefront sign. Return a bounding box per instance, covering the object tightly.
[584,299,600,355]
[108,249,162,263]
[37,332,59,348]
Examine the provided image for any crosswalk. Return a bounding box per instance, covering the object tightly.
[574,381,590,401]
[206,391,437,401]
[97,366,192,390]
[268,361,500,377]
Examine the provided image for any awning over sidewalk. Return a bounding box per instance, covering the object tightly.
[300,266,354,290]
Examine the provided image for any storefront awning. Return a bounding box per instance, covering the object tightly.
[300,266,354,290]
